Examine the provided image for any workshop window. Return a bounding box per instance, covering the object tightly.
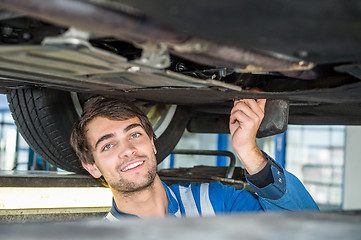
[286,125,346,210]
[0,108,30,171]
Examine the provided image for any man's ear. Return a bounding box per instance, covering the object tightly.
[81,161,102,178]
[151,137,157,155]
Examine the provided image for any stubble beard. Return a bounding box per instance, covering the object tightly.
[109,155,158,194]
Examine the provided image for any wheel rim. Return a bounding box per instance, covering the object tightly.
[146,104,177,137]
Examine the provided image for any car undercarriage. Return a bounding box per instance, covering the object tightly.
[0,0,360,173]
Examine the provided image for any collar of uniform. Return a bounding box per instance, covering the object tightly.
[110,198,139,218]
[161,181,180,216]
[109,182,180,218]
[110,181,179,218]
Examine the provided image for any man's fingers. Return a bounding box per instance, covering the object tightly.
[256,99,267,112]
[242,99,266,114]
[234,99,266,109]
[232,99,266,120]
[232,103,258,124]
[230,104,261,133]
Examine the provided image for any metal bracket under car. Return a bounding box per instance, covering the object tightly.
[257,99,289,138]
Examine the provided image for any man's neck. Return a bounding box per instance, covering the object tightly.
[111,175,168,218]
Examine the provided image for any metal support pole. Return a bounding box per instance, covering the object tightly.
[169,154,175,169]
[275,132,287,167]
[217,134,228,167]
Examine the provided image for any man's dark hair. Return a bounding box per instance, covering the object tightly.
[70,97,155,166]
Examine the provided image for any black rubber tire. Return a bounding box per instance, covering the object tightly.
[7,88,84,173]
[7,87,188,173]
[154,106,189,162]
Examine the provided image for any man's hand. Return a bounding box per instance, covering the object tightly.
[229,99,268,175]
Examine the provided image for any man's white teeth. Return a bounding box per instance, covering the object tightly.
[121,161,144,172]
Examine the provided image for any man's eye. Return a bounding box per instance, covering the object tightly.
[103,144,113,151]
[130,133,140,139]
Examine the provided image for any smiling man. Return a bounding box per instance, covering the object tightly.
[70,97,318,220]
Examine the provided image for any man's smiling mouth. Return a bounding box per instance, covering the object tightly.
[121,161,145,172]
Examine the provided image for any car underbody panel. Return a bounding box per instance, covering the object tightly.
[0,26,360,127]
[0,0,361,172]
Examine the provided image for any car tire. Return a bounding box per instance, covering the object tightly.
[7,87,188,173]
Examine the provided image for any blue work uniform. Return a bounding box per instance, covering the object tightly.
[106,156,319,220]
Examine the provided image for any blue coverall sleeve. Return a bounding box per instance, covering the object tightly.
[208,183,264,213]
[246,158,319,211]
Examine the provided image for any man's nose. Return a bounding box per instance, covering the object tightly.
[118,140,136,158]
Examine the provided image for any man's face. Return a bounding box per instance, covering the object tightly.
[83,116,158,193]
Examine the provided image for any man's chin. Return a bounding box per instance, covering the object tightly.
[111,172,157,193]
